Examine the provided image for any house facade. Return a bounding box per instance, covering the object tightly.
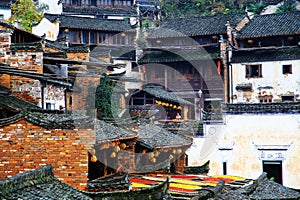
[188,11,300,189]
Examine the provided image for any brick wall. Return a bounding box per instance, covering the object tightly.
[67,52,89,61]
[0,119,95,189]
[67,76,100,111]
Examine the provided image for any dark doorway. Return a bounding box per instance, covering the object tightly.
[262,161,282,184]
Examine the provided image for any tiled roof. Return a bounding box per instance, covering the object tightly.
[90,46,136,60]
[46,40,90,53]
[24,110,93,129]
[0,66,71,87]
[0,84,11,95]
[44,14,133,32]
[184,160,210,174]
[87,173,130,191]
[0,164,92,200]
[223,102,300,114]
[141,85,193,106]
[138,46,219,63]
[0,94,40,112]
[231,46,300,63]
[0,21,15,29]
[237,12,300,39]
[0,0,14,8]
[137,123,192,149]
[10,41,43,51]
[216,173,300,200]
[262,0,282,5]
[147,13,245,38]
[95,120,138,143]
[0,95,93,129]
[63,6,136,15]
[83,176,170,199]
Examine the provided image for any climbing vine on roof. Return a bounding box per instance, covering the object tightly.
[95,74,118,120]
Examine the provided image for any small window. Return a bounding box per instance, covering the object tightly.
[282,64,292,74]
[246,64,262,78]
[69,96,73,106]
[132,63,139,72]
[281,95,294,102]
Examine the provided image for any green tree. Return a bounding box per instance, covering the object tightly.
[276,3,296,13]
[95,74,118,120]
[247,2,268,15]
[9,0,48,32]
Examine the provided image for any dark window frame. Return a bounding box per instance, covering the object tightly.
[282,64,292,74]
[246,64,262,78]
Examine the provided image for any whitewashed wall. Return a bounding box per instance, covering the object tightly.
[230,59,300,102]
[0,9,11,20]
[39,0,62,14]
[32,18,59,41]
[187,114,300,189]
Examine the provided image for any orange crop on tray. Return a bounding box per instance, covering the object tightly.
[130,178,158,185]
[202,177,235,183]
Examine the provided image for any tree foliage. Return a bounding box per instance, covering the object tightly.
[276,3,297,13]
[247,2,268,15]
[9,0,48,32]
[160,0,272,17]
[95,74,118,120]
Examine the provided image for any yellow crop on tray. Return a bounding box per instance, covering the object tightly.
[131,182,151,188]
[171,179,217,187]
[169,183,202,190]
[213,175,245,181]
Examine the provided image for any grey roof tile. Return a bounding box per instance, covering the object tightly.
[147,14,245,38]
[0,164,92,200]
[237,12,300,39]
[141,85,193,105]
[95,120,138,142]
[231,46,300,63]
[44,14,133,32]
[137,123,192,149]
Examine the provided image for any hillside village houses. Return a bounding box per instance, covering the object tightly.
[1,0,300,198]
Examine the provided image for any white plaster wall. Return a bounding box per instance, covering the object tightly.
[39,0,62,14]
[231,59,300,102]
[44,84,66,110]
[187,114,300,189]
[0,9,11,20]
[32,18,59,41]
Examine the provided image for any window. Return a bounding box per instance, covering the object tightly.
[281,95,294,102]
[69,96,73,106]
[72,0,79,5]
[246,64,262,78]
[222,162,227,175]
[91,0,97,6]
[81,30,88,43]
[132,63,139,72]
[282,64,292,74]
[90,31,96,44]
[69,30,79,43]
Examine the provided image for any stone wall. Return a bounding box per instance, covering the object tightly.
[0,119,95,189]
